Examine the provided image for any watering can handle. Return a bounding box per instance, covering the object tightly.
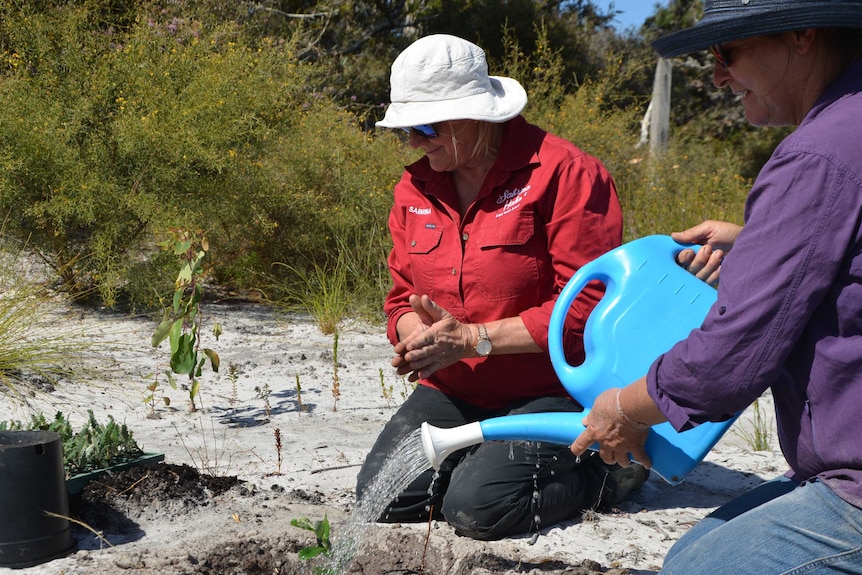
[548,235,701,404]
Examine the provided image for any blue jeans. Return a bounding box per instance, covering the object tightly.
[661,477,862,574]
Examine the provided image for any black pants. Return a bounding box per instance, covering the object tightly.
[355,385,605,541]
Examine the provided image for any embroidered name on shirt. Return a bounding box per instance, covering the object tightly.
[409,206,432,215]
[496,185,530,218]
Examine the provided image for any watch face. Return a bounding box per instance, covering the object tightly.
[476,338,492,356]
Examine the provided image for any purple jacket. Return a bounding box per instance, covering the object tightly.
[648,58,862,509]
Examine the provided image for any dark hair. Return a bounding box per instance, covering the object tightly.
[819,27,862,62]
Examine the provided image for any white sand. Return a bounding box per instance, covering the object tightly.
[0,302,786,574]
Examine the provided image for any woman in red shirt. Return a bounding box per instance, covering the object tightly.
[356,34,642,540]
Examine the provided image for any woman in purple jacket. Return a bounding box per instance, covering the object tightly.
[571,1,862,573]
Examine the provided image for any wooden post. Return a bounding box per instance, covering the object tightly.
[649,58,672,155]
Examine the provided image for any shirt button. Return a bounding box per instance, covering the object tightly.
[462,232,469,241]
[451,268,457,275]
[719,306,727,315]
[411,240,417,247]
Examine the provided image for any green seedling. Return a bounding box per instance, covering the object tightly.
[255,383,272,420]
[379,368,394,408]
[291,515,332,564]
[151,229,221,413]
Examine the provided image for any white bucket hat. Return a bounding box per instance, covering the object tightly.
[376,34,528,129]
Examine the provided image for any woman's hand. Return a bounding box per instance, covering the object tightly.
[391,294,474,381]
[673,220,743,287]
[570,382,660,469]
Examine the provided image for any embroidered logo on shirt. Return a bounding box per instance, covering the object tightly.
[409,205,432,215]
[496,185,530,218]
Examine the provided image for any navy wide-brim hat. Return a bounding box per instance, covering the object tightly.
[653,0,862,58]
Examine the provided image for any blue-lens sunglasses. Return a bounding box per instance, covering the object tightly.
[401,124,437,138]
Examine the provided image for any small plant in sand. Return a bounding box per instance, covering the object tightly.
[295,373,307,413]
[331,330,341,412]
[143,371,174,418]
[733,398,774,451]
[173,416,232,476]
[274,428,283,475]
[151,229,222,413]
[291,515,333,572]
[227,362,240,413]
[379,368,394,408]
[399,374,414,401]
[255,383,272,420]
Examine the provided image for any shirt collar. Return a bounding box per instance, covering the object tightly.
[803,57,862,128]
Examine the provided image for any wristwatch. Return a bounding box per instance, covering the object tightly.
[475,324,493,357]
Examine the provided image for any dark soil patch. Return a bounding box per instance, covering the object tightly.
[70,463,633,575]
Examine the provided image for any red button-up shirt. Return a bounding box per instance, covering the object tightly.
[385,115,622,409]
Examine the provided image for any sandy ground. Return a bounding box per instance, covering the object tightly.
[0,300,787,574]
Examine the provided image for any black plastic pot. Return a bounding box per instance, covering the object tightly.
[0,430,74,568]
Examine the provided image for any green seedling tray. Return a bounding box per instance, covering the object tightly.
[65,452,165,496]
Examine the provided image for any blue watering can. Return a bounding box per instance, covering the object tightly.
[420,234,738,485]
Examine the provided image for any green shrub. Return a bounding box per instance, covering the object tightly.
[527,52,749,241]
[0,235,93,394]
[0,2,760,319]
[0,3,321,308]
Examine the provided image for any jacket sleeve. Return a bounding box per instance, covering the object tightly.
[649,148,860,430]
[383,173,415,346]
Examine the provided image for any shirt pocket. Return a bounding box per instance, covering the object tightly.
[405,222,444,295]
[474,212,541,301]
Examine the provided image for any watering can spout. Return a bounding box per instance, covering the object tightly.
[421,421,484,470]
[421,413,589,471]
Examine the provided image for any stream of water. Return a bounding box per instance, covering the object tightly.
[320,427,430,573]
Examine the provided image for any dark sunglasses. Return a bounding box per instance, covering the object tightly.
[710,44,730,68]
[401,124,437,139]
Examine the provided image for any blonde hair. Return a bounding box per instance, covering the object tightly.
[447,120,501,165]
[471,121,500,159]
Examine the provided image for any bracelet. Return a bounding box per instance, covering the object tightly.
[615,388,649,429]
